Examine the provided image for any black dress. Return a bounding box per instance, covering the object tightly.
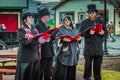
[53,25,80,80]
[15,24,40,80]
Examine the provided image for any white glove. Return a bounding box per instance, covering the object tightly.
[38,37,46,44]
[46,37,50,42]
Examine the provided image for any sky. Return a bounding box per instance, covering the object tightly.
[34,0,60,2]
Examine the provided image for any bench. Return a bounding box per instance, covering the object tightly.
[0,68,16,80]
[0,50,17,80]
[0,59,16,80]
[0,59,16,66]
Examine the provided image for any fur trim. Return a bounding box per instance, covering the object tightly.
[57,39,63,47]
[63,46,68,51]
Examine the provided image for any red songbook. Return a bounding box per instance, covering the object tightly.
[74,32,82,39]
[42,32,50,40]
[32,27,59,40]
[95,23,102,33]
[59,33,82,42]
[59,35,74,41]
[90,23,102,33]
[32,33,50,40]
[46,27,59,34]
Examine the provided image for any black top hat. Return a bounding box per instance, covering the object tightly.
[21,12,34,21]
[87,4,98,13]
[39,8,50,18]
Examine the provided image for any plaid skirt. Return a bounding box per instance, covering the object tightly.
[15,61,40,80]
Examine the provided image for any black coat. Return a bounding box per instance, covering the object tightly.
[35,20,54,59]
[17,24,40,62]
[80,18,107,56]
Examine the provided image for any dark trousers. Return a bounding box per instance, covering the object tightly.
[83,56,102,80]
[40,58,53,80]
[53,60,76,80]
[15,62,40,80]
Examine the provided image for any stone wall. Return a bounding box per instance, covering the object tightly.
[78,56,120,71]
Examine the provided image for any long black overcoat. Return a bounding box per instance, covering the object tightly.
[80,18,107,56]
[35,20,54,59]
[17,24,40,62]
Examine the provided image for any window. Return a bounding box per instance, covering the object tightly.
[98,10,109,22]
[0,14,18,32]
[78,12,86,21]
[59,11,75,23]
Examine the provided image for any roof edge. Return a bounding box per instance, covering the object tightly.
[52,0,68,10]
[52,0,115,10]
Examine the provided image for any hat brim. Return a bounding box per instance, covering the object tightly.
[21,13,34,21]
[87,10,98,13]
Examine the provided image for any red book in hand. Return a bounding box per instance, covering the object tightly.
[32,33,45,40]
[74,32,82,39]
[95,23,102,33]
[59,33,82,42]
[46,27,59,34]
[32,32,50,40]
[90,24,102,33]
[33,27,59,40]
[59,35,74,41]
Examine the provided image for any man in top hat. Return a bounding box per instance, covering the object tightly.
[80,4,107,80]
[35,8,54,80]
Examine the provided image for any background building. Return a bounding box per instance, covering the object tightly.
[52,0,120,35]
[23,0,60,27]
[0,0,28,49]
[0,0,28,31]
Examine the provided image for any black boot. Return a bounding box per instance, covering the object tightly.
[84,78,91,80]
[94,78,101,80]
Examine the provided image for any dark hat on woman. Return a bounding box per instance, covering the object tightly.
[39,8,50,18]
[21,12,34,21]
[87,4,98,13]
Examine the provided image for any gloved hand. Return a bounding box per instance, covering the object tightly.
[38,37,46,44]
[46,37,50,42]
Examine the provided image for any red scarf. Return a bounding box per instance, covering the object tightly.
[21,25,39,40]
[21,25,41,59]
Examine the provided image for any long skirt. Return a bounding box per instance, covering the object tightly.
[15,61,40,80]
[53,60,76,80]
